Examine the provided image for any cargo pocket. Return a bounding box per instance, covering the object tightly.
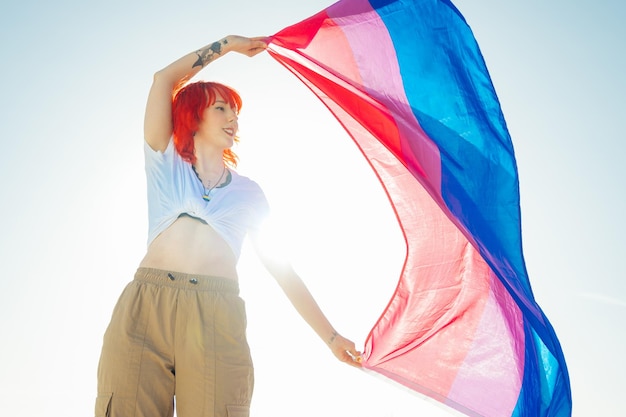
[226,404,250,417]
[95,392,113,417]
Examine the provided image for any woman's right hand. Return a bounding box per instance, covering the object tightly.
[223,35,268,57]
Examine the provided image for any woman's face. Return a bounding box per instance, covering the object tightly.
[196,93,239,149]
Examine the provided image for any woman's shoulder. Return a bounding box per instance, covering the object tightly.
[230,169,257,185]
[144,136,175,156]
[229,169,266,196]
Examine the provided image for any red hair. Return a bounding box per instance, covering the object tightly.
[172,81,242,167]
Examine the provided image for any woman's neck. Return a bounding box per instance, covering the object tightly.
[193,142,225,174]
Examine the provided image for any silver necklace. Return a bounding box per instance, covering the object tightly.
[192,164,226,202]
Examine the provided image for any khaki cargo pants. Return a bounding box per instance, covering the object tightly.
[95,268,254,417]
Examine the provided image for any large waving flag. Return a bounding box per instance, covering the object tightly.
[267,0,572,416]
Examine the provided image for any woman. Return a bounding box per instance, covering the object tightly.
[95,35,361,417]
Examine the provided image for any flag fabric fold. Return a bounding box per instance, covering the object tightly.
[267,0,572,416]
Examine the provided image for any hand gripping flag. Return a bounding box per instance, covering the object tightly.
[267,0,572,416]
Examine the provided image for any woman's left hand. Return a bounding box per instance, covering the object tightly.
[329,333,363,368]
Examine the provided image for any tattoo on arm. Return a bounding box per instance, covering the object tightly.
[328,330,338,346]
[192,39,228,69]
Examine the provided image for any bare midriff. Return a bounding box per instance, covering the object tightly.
[139,214,238,280]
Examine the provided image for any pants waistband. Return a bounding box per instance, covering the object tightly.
[134,267,239,294]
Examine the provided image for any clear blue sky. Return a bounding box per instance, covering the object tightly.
[0,0,624,416]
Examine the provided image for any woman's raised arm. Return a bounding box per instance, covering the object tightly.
[143,35,267,151]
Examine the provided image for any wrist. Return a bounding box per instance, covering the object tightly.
[219,36,233,54]
[327,330,338,346]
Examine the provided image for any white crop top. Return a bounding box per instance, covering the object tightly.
[144,138,269,260]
